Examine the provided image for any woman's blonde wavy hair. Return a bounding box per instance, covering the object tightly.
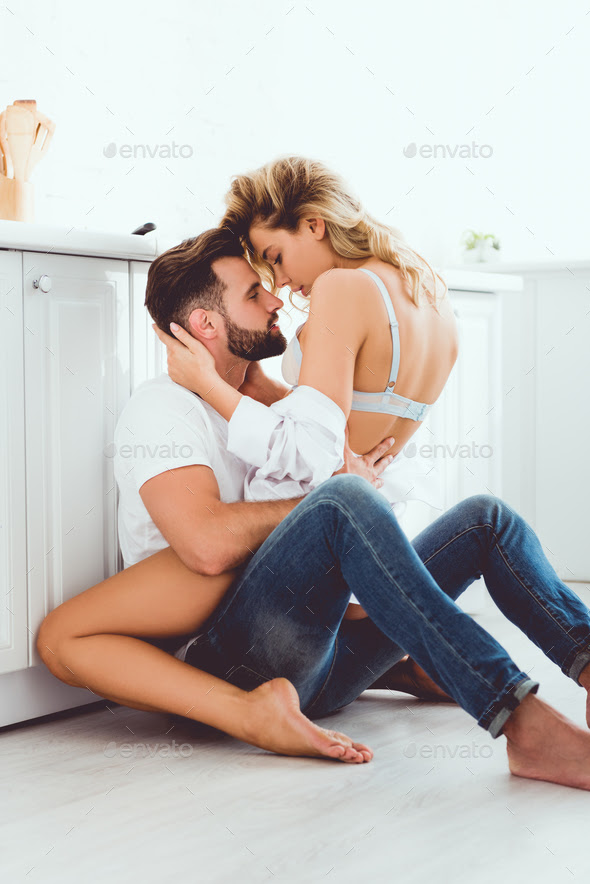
[220,155,448,312]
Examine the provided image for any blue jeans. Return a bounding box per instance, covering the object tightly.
[184,476,590,738]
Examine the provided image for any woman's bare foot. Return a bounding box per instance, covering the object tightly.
[241,677,373,764]
[503,693,590,790]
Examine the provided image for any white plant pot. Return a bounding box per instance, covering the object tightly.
[462,241,500,263]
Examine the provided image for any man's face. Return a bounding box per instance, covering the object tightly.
[211,256,288,361]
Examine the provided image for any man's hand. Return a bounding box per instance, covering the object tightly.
[334,428,394,490]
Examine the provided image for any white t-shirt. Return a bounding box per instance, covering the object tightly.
[114,373,251,662]
[114,373,249,569]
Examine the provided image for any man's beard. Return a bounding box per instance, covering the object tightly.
[222,312,288,361]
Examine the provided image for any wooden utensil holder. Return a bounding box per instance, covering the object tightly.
[0,176,34,221]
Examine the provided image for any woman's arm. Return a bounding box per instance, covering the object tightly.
[239,361,292,405]
[152,323,349,493]
[153,273,373,500]
[296,268,369,418]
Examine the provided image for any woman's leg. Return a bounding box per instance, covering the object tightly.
[37,547,373,763]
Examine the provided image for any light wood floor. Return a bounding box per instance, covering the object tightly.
[2,592,590,884]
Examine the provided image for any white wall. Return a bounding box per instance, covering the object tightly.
[2,0,589,282]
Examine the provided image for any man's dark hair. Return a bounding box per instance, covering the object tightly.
[144,227,245,337]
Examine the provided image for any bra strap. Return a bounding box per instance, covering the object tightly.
[358,268,400,390]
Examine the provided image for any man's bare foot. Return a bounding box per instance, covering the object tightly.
[368,655,456,704]
[503,693,590,790]
[241,677,373,764]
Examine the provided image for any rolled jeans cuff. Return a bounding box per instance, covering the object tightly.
[569,647,590,685]
[481,676,540,739]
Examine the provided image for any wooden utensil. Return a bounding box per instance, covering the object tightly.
[22,103,56,181]
[0,100,55,222]
[0,110,11,178]
[4,101,36,181]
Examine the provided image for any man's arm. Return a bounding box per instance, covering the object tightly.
[140,430,394,578]
[140,463,303,577]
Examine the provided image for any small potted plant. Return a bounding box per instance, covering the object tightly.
[460,229,501,263]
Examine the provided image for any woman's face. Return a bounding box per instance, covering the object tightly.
[249,218,335,297]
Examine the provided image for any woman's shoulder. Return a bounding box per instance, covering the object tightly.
[311,266,378,301]
[303,269,378,344]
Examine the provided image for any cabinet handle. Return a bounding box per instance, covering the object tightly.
[32,275,52,293]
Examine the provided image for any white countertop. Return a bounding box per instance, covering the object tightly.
[0,221,524,291]
[445,259,590,276]
[436,268,522,292]
[0,220,161,261]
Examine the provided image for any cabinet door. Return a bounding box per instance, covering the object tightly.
[23,253,130,666]
[0,252,28,674]
[130,261,165,391]
[500,272,590,580]
[534,275,590,580]
[432,290,503,507]
[404,290,502,613]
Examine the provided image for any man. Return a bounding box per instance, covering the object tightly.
[115,226,443,699]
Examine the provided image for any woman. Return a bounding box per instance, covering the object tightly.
[159,156,459,617]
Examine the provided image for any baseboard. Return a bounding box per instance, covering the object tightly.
[0,663,101,728]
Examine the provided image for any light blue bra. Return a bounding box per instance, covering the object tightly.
[281,267,434,422]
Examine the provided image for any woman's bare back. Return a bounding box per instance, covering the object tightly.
[300,258,459,458]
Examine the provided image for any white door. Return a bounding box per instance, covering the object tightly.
[0,251,28,674]
[23,253,130,667]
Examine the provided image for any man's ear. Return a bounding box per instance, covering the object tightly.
[187,307,222,341]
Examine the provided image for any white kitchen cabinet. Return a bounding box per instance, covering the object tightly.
[23,252,130,666]
[130,260,166,390]
[0,222,157,726]
[429,290,503,511]
[0,251,28,675]
[400,288,505,614]
[480,261,590,582]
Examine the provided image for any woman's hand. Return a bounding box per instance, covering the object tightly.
[153,322,243,421]
[153,322,218,397]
